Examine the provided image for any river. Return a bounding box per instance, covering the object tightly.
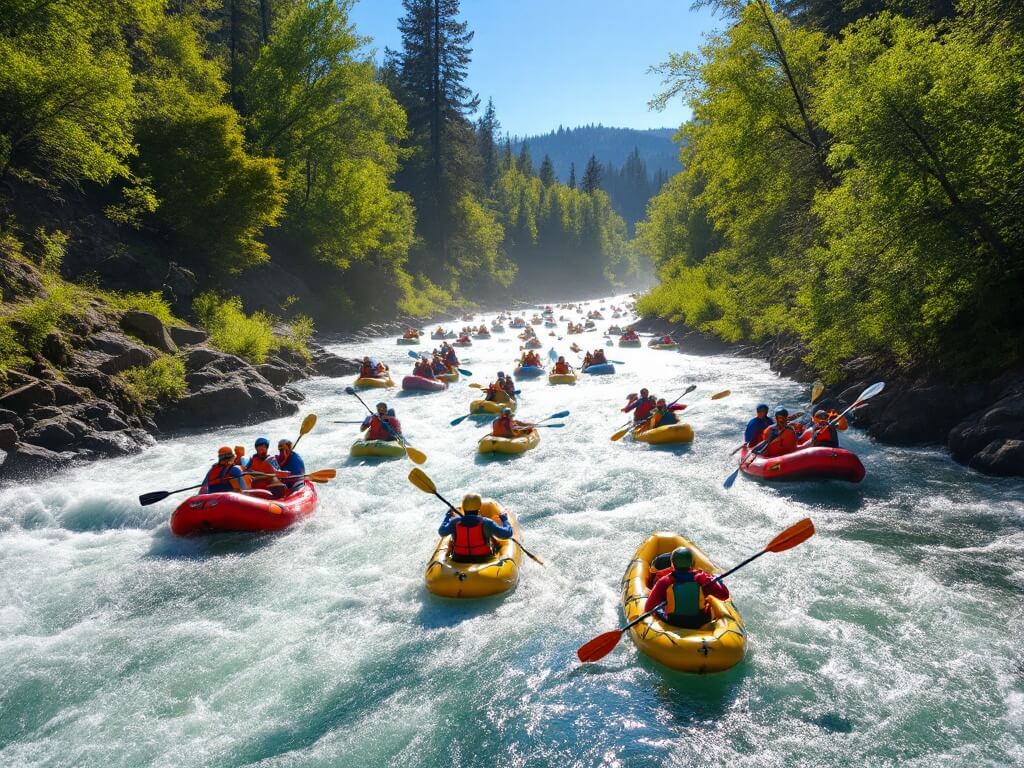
[2,294,1022,768]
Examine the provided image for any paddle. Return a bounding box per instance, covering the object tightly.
[611,384,697,442]
[630,389,731,437]
[478,410,570,428]
[727,381,825,458]
[805,382,883,445]
[292,413,317,449]
[407,468,544,566]
[724,381,883,490]
[575,518,816,663]
[344,386,427,465]
[406,349,472,377]
[138,469,336,506]
[468,382,521,394]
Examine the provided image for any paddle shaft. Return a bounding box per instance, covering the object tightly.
[623,601,666,633]
[348,389,409,449]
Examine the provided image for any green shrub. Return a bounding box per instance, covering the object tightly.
[121,355,187,405]
[0,321,30,385]
[193,292,276,364]
[276,314,314,363]
[103,290,178,325]
[396,272,456,318]
[34,228,68,272]
[11,279,77,356]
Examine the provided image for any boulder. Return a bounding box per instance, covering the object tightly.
[312,350,359,378]
[78,431,144,458]
[88,330,140,356]
[948,394,1024,477]
[863,384,970,445]
[28,405,63,421]
[120,310,177,353]
[163,262,198,313]
[0,442,74,479]
[0,424,18,451]
[168,325,208,346]
[969,439,1024,477]
[52,381,85,406]
[98,346,160,375]
[41,331,72,367]
[0,379,55,412]
[23,418,80,451]
[256,364,291,387]
[183,346,226,371]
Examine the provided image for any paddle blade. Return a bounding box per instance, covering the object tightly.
[457,368,472,377]
[858,381,885,401]
[576,629,626,663]
[539,423,565,428]
[549,410,570,419]
[468,382,483,389]
[610,427,630,442]
[723,466,741,490]
[450,413,470,426]
[405,446,428,465]
[299,413,317,436]
[139,491,170,506]
[711,390,731,400]
[408,467,437,494]
[308,469,337,482]
[811,380,825,404]
[344,386,356,395]
[407,350,420,359]
[766,518,815,552]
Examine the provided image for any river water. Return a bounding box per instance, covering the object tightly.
[2,294,1022,768]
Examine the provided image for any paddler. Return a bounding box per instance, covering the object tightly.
[491,407,533,438]
[623,388,656,424]
[431,353,449,376]
[759,407,805,458]
[413,357,436,379]
[275,438,306,489]
[645,546,730,629]
[799,409,848,448]
[553,356,573,374]
[361,401,402,442]
[648,397,686,428]
[200,446,250,494]
[438,493,514,563]
[243,437,285,494]
[359,356,387,379]
[744,404,773,447]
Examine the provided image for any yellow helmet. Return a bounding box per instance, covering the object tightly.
[461,493,482,513]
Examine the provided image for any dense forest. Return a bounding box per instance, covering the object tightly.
[637,0,1024,380]
[0,0,640,366]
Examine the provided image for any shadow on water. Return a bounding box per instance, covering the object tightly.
[415,589,510,629]
[647,657,748,724]
[144,525,280,559]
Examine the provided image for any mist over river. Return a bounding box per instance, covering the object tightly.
[2,295,1022,768]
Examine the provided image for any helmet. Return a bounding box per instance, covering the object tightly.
[774,407,789,418]
[497,371,505,378]
[362,356,370,363]
[254,437,270,448]
[657,398,666,406]
[461,493,482,513]
[376,402,388,410]
[217,446,233,459]
[814,409,828,420]
[278,438,292,448]
[640,388,649,396]
[501,407,512,416]
[671,547,694,569]
[756,403,769,413]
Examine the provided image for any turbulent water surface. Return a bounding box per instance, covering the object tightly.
[2,294,1022,768]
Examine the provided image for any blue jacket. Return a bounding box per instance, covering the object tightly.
[745,416,773,444]
[276,451,306,487]
[438,512,513,539]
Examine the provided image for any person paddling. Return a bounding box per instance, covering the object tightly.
[362,402,403,442]
[744,404,773,447]
[647,397,686,428]
[491,407,533,438]
[438,493,514,563]
[275,439,306,489]
[359,356,386,379]
[759,407,805,458]
[623,388,656,424]
[201,446,250,494]
[799,409,848,448]
[645,546,730,629]
[244,437,286,494]
[553,356,573,374]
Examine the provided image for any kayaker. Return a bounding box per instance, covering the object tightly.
[744,404,773,447]
[624,389,656,423]
[491,407,532,438]
[275,439,306,489]
[645,546,730,629]
[403,326,419,339]
[500,373,517,400]
[431,355,449,376]
[438,493,514,563]
[413,358,436,379]
[591,349,608,364]
[582,351,593,369]
[442,344,460,367]
[759,407,806,458]
[799,409,848,448]
[362,402,402,442]
[553,356,573,374]
[648,398,686,428]
[359,356,386,378]
[244,437,285,493]
[200,446,250,494]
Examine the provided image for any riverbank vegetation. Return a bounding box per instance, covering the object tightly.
[637,0,1023,380]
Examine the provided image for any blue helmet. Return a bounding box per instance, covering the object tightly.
[774,407,789,418]
[756,403,769,413]
[255,437,270,448]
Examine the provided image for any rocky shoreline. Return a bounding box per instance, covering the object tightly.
[634,318,1024,478]
[0,305,358,483]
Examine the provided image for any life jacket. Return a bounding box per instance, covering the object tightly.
[807,423,838,447]
[367,415,399,441]
[664,570,707,624]
[451,516,493,558]
[762,424,800,457]
[247,453,278,488]
[359,364,374,377]
[593,352,607,363]
[653,408,677,426]
[554,361,570,374]
[492,416,514,438]
[634,399,656,421]
[205,463,241,493]
[432,360,447,374]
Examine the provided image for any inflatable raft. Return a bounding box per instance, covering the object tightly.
[470,398,516,415]
[514,364,545,379]
[478,429,540,455]
[618,338,642,348]
[425,504,521,598]
[548,371,577,385]
[621,531,746,673]
[738,445,865,483]
[354,375,393,389]
[632,423,694,445]
[582,362,615,375]
[350,439,406,459]
[396,337,419,345]
[170,483,317,536]
[402,374,446,392]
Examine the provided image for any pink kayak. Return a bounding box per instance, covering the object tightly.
[738,445,865,483]
[402,375,447,392]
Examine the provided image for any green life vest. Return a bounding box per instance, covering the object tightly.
[664,570,706,621]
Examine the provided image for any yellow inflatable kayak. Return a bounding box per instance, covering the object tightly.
[425,504,521,598]
[349,439,406,458]
[354,375,393,389]
[470,398,516,415]
[548,372,577,385]
[648,342,678,351]
[439,367,460,383]
[632,422,694,445]
[478,429,540,455]
[621,532,746,673]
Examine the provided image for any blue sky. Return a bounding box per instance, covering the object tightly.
[349,0,722,138]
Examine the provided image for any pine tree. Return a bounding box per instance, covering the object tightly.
[477,98,501,193]
[568,162,576,189]
[502,136,514,171]
[516,142,534,176]
[582,154,602,193]
[539,154,556,186]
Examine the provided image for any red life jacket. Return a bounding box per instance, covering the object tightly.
[247,453,278,488]
[452,517,493,557]
[762,424,800,457]
[492,416,514,438]
[367,415,399,441]
[634,399,655,421]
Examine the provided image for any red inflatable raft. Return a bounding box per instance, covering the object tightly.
[170,483,318,536]
[402,374,447,392]
[738,445,865,483]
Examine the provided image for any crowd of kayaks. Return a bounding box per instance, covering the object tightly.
[156,297,875,675]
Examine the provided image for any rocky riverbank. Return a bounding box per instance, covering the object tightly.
[635,318,1024,478]
[0,304,358,483]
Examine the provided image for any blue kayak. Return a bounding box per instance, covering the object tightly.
[514,365,545,379]
[582,363,616,375]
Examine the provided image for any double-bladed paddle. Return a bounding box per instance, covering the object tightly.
[575,518,815,663]
[138,468,336,507]
[610,384,697,442]
[344,386,427,464]
[407,468,544,566]
[477,410,570,428]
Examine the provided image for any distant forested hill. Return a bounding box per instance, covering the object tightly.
[512,125,681,185]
